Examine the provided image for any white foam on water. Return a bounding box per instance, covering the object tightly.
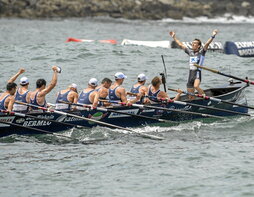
[132,121,203,134]
[162,14,254,24]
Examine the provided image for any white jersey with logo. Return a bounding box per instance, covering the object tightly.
[185,48,206,70]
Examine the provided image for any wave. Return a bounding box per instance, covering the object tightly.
[161,14,254,24]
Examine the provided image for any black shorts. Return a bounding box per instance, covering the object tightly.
[187,70,201,88]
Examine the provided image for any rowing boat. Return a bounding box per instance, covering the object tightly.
[0,82,249,138]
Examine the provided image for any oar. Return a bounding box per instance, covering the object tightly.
[15,101,164,140]
[161,55,167,92]
[0,109,83,128]
[149,94,250,116]
[168,87,254,111]
[193,64,254,85]
[58,101,173,123]
[104,100,223,119]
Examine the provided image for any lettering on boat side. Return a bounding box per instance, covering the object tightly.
[108,109,139,118]
[37,115,55,119]
[23,120,52,127]
[167,105,192,112]
[63,116,82,122]
[0,116,15,127]
[141,109,155,113]
[16,118,25,123]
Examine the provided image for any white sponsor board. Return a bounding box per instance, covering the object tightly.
[121,39,170,48]
[108,109,139,118]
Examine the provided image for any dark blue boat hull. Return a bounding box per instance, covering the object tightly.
[0,83,249,138]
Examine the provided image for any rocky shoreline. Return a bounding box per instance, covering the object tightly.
[0,0,253,20]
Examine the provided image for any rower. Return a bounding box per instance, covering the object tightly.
[77,78,99,109]
[128,73,149,104]
[7,68,30,113]
[109,72,140,105]
[29,66,59,112]
[13,77,31,113]
[0,83,17,113]
[96,78,112,106]
[148,76,181,103]
[108,72,128,104]
[55,83,78,111]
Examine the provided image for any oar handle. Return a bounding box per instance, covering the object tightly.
[167,88,184,94]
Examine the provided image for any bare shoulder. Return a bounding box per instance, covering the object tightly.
[117,86,126,93]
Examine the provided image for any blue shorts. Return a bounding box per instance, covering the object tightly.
[187,70,201,88]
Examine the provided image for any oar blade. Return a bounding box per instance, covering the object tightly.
[137,132,164,140]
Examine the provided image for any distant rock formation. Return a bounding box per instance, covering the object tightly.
[0,0,253,20]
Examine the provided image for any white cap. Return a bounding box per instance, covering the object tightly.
[137,73,147,81]
[115,72,127,79]
[20,77,29,85]
[88,78,98,87]
[70,83,77,89]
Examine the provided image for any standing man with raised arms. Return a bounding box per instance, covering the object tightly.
[169,29,218,99]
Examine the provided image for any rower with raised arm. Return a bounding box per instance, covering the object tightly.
[7,68,31,113]
[55,83,78,111]
[77,78,99,109]
[169,29,218,99]
[29,66,59,112]
[148,76,181,103]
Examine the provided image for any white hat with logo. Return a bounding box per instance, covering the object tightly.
[20,77,29,85]
[137,73,147,82]
[70,83,77,89]
[88,78,98,87]
[114,72,127,79]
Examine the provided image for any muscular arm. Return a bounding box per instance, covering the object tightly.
[169,31,187,50]
[118,88,128,103]
[203,29,218,51]
[7,68,25,83]
[139,86,148,96]
[158,91,169,100]
[66,91,78,103]
[39,66,58,97]
[92,91,99,108]
[73,92,78,104]
[172,92,182,101]
[7,96,15,112]
[26,92,31,103]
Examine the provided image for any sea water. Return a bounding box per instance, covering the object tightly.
[0,17,254,197]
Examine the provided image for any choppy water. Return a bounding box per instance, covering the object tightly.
[0,18,254,197]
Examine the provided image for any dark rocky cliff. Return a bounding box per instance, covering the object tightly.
[0,0,253,20]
